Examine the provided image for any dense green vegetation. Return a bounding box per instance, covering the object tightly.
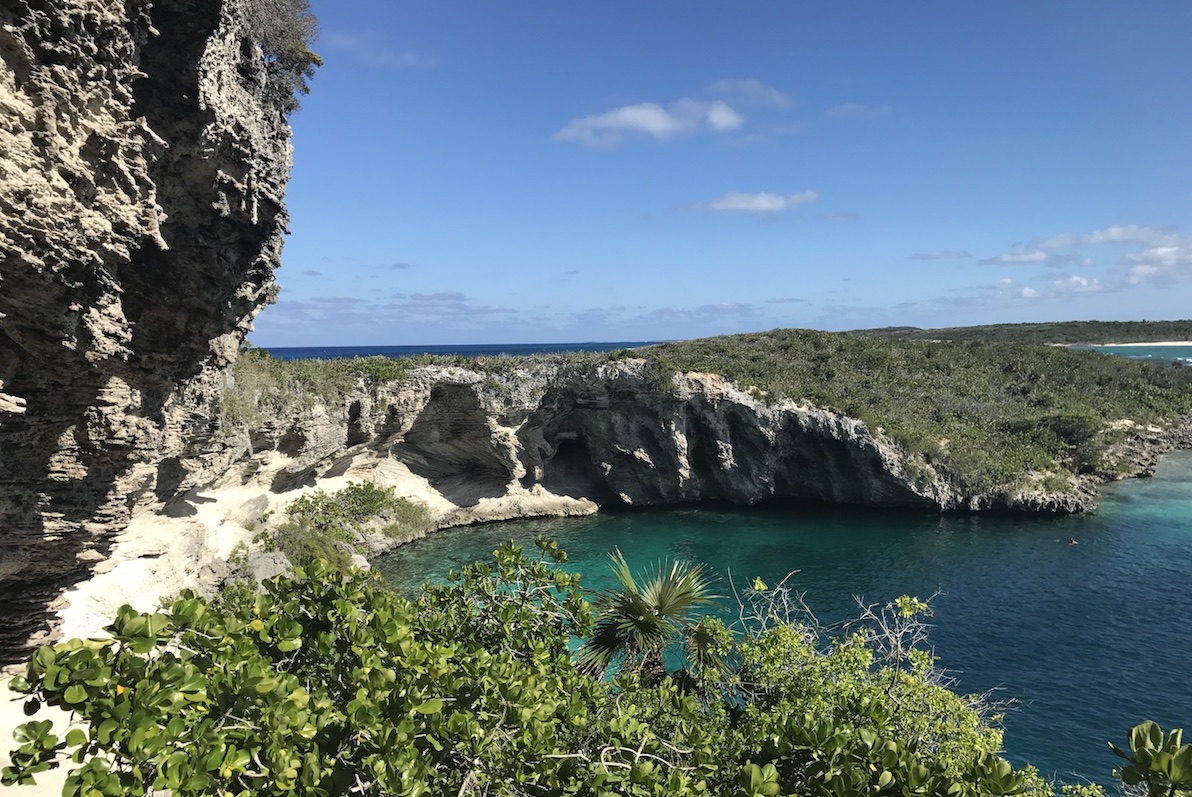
[640,329,1192,491]
[244,0,321,113]
[259,482,435,570]
[11,541,1186,796]
[854,320,1192,345]
[221,348,408,423]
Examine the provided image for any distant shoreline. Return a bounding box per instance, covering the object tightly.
[1081,341,1192,348]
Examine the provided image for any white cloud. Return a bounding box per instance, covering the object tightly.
[1124,243,1192,284]
[822,102,893,119]
[322,31,436,69]
[987,278,1041,301]
[703,190,819,213]
[708,78,791,109]
[554,99,743,148]
[979,248,1049,265]
[1051,275,1103,294]
[1127,264,1162,284]
[705,102,744,131]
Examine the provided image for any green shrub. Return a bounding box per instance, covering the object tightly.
[4,541,1165,797]
[265,481,433,570]
[243,0,321,113]
[221,350,407,424]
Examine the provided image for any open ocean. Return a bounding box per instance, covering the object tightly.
[1077,344,1192,366]
[263,342,660,361]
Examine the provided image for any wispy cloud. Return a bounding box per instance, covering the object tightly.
[979,248,1049,265]
[639,303,764,324]
[1000,223,1191,287]
[696,190,819,213]
[823,211,860,223]
[764,297,807,304]
[908,249,971,261]
[988,278,1040,300]
[301,269,323,277]
[323,31,436,69]
[822,102,893,120]
[707,78,791,109]
[377,262,415,271]
[554,99,743,148]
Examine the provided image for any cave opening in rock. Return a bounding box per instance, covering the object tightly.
[539,434,619,504]
[394,384,511,505]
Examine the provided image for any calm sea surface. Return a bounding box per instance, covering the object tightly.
[377,451,1192,783]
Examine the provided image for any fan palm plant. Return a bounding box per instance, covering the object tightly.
[576,550,724,685]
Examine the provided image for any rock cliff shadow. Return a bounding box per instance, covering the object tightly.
[0,362,116,665]
[537,434,620,504]
[392,384,512,507]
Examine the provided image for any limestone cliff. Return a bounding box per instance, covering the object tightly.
[0,0,295,661]
[205,359,1104,534]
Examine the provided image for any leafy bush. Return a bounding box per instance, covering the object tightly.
[3,541,1166,797]
[243,0,321,113]
[221,349,407,424]
[265,481,433,570]
[856,320,1192,345]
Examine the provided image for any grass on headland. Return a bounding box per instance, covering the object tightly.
[220,347,408,423]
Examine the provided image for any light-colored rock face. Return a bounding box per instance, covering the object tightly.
[0,0,294,661]
[210,362,943,534]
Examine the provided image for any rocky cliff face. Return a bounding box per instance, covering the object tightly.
[209,360,1100,532]
[0,0,293,660]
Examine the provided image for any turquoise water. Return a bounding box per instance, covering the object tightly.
[1076,344,1192,365]
[377,451,1192,783]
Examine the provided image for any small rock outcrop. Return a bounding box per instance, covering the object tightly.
[0,0,296,660]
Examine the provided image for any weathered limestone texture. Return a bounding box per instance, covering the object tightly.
[0,0,293,662]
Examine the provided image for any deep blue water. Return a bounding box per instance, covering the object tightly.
[377,451,1192,783]
[264,342,660,361]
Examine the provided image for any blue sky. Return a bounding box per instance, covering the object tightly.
[252,2,1192,346]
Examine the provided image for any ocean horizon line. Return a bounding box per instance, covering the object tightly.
[262,341,666,362]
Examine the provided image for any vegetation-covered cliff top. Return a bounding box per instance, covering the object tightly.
[640,328,1192,490]
[852,319,1192,344]
[227,323,1192,498]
